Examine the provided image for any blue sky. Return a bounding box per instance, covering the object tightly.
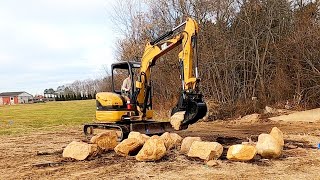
[0,0,118,95]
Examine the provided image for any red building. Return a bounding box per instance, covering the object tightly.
[0,92,33,105]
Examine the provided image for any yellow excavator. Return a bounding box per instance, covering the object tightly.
[84,18,207,140]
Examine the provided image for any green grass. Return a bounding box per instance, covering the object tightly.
[0,100,96,136]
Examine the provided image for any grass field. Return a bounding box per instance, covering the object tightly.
[0,100,96,135]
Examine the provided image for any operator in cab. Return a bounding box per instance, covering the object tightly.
[121,74,131,99]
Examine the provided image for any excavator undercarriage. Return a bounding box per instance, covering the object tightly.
[84,121,174,141]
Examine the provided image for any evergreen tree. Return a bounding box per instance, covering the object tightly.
[93,90,97,99]
[77,93,82,100]
[61,94,65,101]
[55,95,60,101]
[83,94,87,100]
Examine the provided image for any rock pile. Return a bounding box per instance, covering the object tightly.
[62,127,284,162]
[226,126,284,161]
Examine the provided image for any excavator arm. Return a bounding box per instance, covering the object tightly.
[133,18,207,128]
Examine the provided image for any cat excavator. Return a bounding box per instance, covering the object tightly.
[84,18,207,140]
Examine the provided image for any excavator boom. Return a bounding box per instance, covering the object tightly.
[132,18,207,129]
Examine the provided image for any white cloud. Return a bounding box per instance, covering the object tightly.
[0,52,14,64]
[21,23,71,49]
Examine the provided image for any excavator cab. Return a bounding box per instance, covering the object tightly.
[95,61,149,122]
[111,61,140,98]
[85,61,164,140]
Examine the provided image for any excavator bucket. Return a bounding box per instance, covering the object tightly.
[182,101,207,126]
[170,98,207,130]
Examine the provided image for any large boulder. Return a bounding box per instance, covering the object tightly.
[90,130,118,151]
[270,127,284,147]
[62,141,99,160]
[160,132,182,150]
[227,144,257,161]
[180,137,202,154]
[256,133,282,158]
[136,136,167,161]
[187,141,223,160]
[114,138,142,156]
[170,111,185,130]
[128,131,150,145]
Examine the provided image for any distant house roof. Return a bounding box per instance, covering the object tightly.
[0,91,32,97]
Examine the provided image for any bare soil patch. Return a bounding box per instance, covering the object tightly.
[1,120,319,179]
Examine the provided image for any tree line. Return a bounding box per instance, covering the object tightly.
[108,0,320,117]
[44,78,104,101]
[55,92,97,101]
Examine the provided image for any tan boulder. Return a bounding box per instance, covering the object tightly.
[160,132,182,150]
[170,111,185,130]
[90,130,118,151]
[227,144,257,161]
[114,138,142,156]
[187,141,223,160]
[128,131,150,145]
[270,127,284,147]
[180,137,202,154]
[170,133,183,144]
[136,135,167,161]
[256,133,282,158]
[62,141,99,160]
[239,113,260,123]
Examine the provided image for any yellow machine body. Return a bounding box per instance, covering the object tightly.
[95,92,153,122]
[96,92,124,107]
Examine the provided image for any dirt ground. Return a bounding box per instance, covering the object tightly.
[0,119,319,180]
